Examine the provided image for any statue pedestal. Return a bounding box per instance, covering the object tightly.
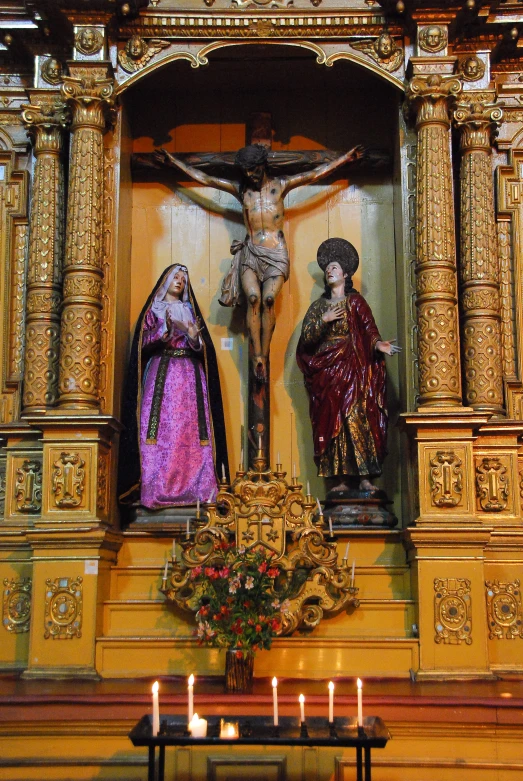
[324,489,397,528]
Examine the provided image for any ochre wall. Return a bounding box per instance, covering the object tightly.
[125,54,403,509]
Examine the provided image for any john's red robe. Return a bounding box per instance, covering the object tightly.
[296,292,387,478]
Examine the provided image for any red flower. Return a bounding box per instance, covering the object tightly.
[255,624,262,633]
[243,600,251,609]
[235,650,243,659]
[267,568,279,578]
[220,605,230,615]
[271,618,280,631]
[258,561,268,573]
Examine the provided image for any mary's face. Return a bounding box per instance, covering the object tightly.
[325,262,347,286]
[166,270,186,299]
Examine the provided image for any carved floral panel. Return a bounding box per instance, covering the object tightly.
[475,456,509,512]
[44,576,82,639]
[429,451,463,508]
[434,577,472,645]
[486,579,523,639]
[3,577,31,633]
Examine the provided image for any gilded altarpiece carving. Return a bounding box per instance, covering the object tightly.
[58,65,114,409]
[486,579,523,640]
[406,73,462,407]
[475,456,509,513]
[14,458,42,514]
[44,576,82,639]
[497,148,523,418]
[434,577,472,645]
[3,577,31,634]
[429,450,463,508]
[21,94,68,412]
[51,452,86,510]
[0,151,28,423]
[454,98,504,414]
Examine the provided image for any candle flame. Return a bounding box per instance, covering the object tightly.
[272,677,278,687]
[299,693,305,703]
[152,681,159,694]
[188,674,194,686]
[328,681,334,691]
[357,678,362,689]
[190,713,199,723]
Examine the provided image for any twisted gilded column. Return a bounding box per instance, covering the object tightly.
[406,74,463,407]
[58,65,114,409]
[22,94,68,412]
[454,99,505,415]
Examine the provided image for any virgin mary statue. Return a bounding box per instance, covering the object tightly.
[118,265,229,510]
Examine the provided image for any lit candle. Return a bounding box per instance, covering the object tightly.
[357,678,363,727]
[299,693,305,723]
[222,463,226,482]
[189,713,207,738]
[351,559,356,586]
[152,681,160,737]
[220,721,239,739]
[196,498,200,519]
[272,677,278,726]
[188,674,194,724]
[328,681,334,723]
[163,561,168,580]
[344,542,350,561]
[328,516,333,537]
[186,516,190,540]
[306,481,310,497]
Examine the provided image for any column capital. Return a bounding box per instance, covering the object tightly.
[61,63,115,132]
[21,92,69,154]
[406,73,462,127]
[454,96,503,152]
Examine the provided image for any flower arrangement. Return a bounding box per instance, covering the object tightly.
[192,542,289,657]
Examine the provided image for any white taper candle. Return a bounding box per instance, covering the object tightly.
[272,677,278,726]
[328,681,334,723]
[152,681,160,736]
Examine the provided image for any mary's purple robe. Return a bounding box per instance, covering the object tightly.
[139,310,218,509]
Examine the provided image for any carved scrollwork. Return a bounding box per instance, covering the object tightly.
[429,451,463,507]
[486,579,523,639]
[14,459,42,514]
[51,452,86,508]
[434,577,472,645]
[44,577,82,639]
[3,577,31,633]
[0,460,5,517]
[97,453,108,512]
[476,457,509,512]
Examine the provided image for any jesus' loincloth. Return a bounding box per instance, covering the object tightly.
[219,237,289,307]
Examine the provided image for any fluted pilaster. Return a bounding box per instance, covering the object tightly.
[58,65,114,409]
[406,74,463,407]
[22,94,68,412]
[454,98,505,415]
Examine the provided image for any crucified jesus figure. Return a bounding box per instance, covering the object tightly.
[155,143,364,382]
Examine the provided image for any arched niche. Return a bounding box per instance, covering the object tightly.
[113,43,414,521]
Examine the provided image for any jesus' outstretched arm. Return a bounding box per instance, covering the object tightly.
[155,148,240,199]
[282,145,365,195]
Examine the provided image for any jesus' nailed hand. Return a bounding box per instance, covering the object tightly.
[154,143,365,383]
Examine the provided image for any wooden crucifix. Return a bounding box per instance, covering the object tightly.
[150,114,365,468]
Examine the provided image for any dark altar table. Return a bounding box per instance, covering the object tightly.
[129,714,390,781]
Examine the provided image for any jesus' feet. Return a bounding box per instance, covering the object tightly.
[253,355,267,383]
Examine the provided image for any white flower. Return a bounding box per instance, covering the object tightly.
[271,598,281,609]
[245,576,254,590]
